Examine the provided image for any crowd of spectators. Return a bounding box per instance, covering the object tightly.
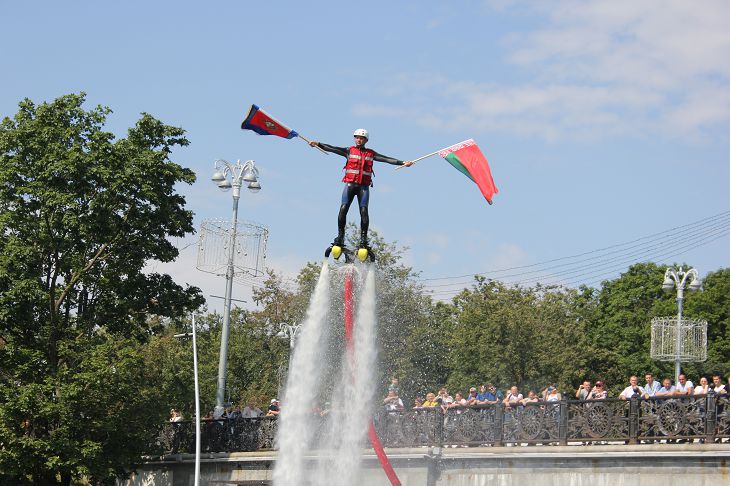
[382,371,730,413]
[170,396,282,423]
[170,372,730,424]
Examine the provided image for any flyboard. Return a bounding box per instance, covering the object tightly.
[325,241,375,263]
[329,249,401,486]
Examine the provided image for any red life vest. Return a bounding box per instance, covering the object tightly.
[342,146,375,186]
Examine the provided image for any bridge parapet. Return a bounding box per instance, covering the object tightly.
[157,394,730,454]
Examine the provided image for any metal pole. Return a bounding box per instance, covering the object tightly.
[174,316,201,486]
[192,315,201,486]
[215,181,241,416]
[675,284,684,384]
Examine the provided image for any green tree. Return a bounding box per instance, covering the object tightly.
[353,229,437,401]
[446,279,592,395]
[587,262,691,393]
[661,267,730,379]
[691,268,730,374]
[0,94,203,485]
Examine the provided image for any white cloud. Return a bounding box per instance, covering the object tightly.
[368,0,730,140]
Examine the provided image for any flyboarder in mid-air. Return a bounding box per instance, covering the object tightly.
[309,129,413,262]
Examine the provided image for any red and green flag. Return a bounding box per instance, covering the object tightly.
[438,139,498,204]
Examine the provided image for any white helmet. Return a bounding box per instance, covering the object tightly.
[353,128,369,139]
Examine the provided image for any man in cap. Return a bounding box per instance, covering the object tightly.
[310,129,413,250]
[589,381,608,399]
[266,398,280,417]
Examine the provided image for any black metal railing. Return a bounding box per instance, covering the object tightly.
[158,394,730,453]
[159,416,279,454]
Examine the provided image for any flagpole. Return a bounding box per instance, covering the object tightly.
[296,134,329,155]
[395,149,441,170]
[397,139,477,170]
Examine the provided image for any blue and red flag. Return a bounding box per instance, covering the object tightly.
[240,104,299,139]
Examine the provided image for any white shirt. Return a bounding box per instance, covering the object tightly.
[505,392,523,404]
[385,398,404,411]
[620,385,645,399]
[675,380,694,394]
[241,407,262,418]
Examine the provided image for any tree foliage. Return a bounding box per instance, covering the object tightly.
[444,279,592,395]
[156,251,730,420]
[0,94,203,485]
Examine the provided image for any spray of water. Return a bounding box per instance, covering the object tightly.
[273,264,379,486]
[273,262,332,484]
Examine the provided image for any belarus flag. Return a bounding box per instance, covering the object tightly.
[240,104,299,139]
[438,139,498,204]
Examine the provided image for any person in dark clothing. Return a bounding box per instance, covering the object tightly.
[309,128,412,249]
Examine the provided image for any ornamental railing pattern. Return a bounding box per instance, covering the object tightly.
[159,394,730,454]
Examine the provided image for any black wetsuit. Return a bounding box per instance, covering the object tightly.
[315,142,404,245]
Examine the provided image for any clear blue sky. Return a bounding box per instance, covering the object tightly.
[3,1,729,310]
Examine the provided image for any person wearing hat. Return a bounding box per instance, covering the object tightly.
[309,130,413,250]
[477,384,503,405]
[266,398,280,417]
[589,381,608,399]
[466,387,479,405]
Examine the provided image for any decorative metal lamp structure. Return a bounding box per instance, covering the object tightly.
[199,159,269,417]
[651,267,707,384]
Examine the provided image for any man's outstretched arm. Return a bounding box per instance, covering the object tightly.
[309,141,349,157]
[374,152,413,167]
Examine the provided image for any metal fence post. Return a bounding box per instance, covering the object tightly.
[494,405,504,447]
[706,391,717,443]
[628,396,639,444]
[436,409,444,448]
[559,400,569,445]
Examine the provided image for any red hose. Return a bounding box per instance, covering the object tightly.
[344,269,401,486]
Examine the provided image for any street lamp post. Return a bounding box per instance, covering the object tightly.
[211,159,261,416]
[662,266,702,383]
[174,314,201,486]
[275,322,301,390]
[276,322,301,350]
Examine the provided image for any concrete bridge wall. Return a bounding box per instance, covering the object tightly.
[120,444,729,486]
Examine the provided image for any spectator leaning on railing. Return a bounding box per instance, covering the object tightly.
[656,378,676,397]
[422,392,439,408]
[543,385,561,402]
[576,380,592,400]
[503,386,523,410]
[241,399,263,418]
[589,381,607,399]
[477,384,502,405]
[169,409,184,422]
[520,391,540,405]
[643,373,661,397]
[711,373,727,395]
[675,374,694,396]
[383,390,404,411]
[266,399,280,416]
[466,387,479,405]
[436,387,453,407]
[619,375,647,400]
[694,377,710,395]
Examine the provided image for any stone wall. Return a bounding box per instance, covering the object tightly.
[120,444,729,486]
